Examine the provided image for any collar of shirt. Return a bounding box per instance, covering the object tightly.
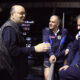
[53,29,60,36]
[76,31,80,40]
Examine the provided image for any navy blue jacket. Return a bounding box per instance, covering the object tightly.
[42,27,73,63]
[67,32,80,65]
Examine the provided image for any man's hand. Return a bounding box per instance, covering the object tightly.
[59,65,69,71]
[34,43,51,53]
[65,49,69,56]
[49,55,56,63]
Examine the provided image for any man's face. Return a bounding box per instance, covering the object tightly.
[12,6,26,24]
[49,16,59,30]
[77,18,80,30]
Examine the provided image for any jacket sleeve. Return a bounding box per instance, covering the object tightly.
[42,28,55,56]
[42,28,49,42]
[67,39,79,65]
[66,33,74,50]
[2,27,35,56]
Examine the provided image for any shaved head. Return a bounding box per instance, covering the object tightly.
[10,5,25,15]
[50,15,61,25]
[10,5,26,24]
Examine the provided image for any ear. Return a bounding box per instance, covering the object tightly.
[57,23,59,27]
[10,12,15,20]
[11,12,14,16]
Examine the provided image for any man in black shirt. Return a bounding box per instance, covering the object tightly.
[0,5,51,80]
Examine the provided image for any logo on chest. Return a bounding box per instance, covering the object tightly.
[57,35,61,40]
[50,36,55,39]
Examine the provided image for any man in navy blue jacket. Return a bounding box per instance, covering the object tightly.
[0,5,51,80]
[42,15,73,80]
[59,15,80,80]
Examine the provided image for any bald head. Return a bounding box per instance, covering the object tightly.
[10,5,25,15]
[10,5,26,24]
[49,15,61,32]
[50,15,61,25]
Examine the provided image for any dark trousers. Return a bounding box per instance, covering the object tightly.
[59,65,80,80]
[0,69,13,80]
[54,62,64,80]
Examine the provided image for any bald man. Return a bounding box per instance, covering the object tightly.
[0,5,51,80]
[42,15,73,80]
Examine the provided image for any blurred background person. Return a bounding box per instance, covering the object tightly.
[59,15,80,80]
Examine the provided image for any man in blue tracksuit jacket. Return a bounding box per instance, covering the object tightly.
[59,15,80,80]
[42,15,73,80]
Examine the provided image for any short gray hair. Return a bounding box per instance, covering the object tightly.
[50,15,61,24]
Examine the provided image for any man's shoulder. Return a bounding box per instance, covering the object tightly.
[1,19,12,28]
[60,28,67,31]
[1,19,16,32]
[60,28,68,34]
[43,27,49,32]
[43,27,49,30]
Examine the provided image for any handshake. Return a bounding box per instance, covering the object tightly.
[34,42,51,53]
